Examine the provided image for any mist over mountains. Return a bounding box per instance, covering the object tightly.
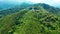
[0,2,18,10]
[0,1,34,10]
[0,0,60,10]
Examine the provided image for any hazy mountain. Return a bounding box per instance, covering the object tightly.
[0,3,60,18]
[0,2,16,10]
[0,2,32,18]
[0,2,32,10]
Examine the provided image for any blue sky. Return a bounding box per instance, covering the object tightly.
[0,0,60,7]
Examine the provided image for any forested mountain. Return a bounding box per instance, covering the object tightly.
[0,3,60,34]
[32,3,60,15]
[0,3,31,18]
[0,3,60,18]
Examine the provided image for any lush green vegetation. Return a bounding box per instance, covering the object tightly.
[0,3,60,34]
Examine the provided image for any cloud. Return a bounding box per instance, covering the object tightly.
[0,0,60,3]
[53,0,60,2]
[0,0,60,7]
[0,0,27,3]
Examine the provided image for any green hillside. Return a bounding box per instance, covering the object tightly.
[0,6,60,34]
[32,3,60,16]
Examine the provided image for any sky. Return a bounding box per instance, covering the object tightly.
[0,0,60,7]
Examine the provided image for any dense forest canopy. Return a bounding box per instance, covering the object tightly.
[0,0,60,34]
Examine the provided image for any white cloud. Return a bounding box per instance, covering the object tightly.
[27,0,60,7]
[1,0,60,3]
[27,0,41,3]
[0,0,60,7]
[53,0,60,2]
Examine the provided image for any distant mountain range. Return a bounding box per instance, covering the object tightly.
[0,2,32,10]
[0,1,60,10]
[0,3,60,18]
